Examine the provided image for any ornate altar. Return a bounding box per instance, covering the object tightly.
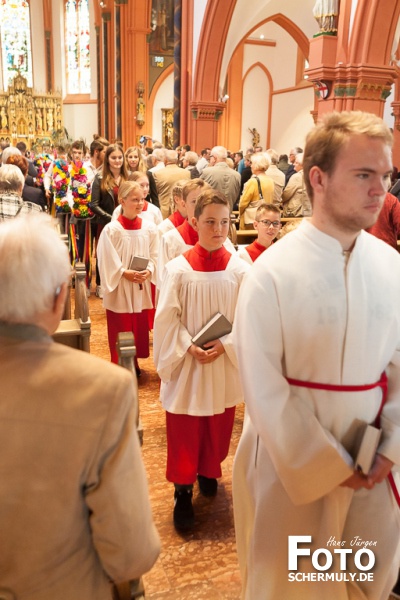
[0,74,63,150]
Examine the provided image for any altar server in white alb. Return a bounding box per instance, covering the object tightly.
[154,189,249,530]
[157,178,236,291]
[97,181,158,374]
[233,111,400,600]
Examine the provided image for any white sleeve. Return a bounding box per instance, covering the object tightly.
[97,227,125,293]
[153,263,192,382]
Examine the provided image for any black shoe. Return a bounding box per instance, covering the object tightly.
[173,488,194,530]
[197,475,218,497]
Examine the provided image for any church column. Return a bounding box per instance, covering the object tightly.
[96,25,101,134]
[173,0,181,148]
[189,0,237,150]
[115,1,123,142]
[42,0,53,92]
[101,10,113,140]
[306,0,398,118]
[118,0,151,146]
[179,0,194,145]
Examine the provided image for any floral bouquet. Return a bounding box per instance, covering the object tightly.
[70,161,93,219]
[33,153,53,187]
[52,159,71,213]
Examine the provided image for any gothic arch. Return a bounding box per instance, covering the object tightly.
[193,0,237,101]
[242,62,273,148]
[349,0,400,64]
[148,62,174,138]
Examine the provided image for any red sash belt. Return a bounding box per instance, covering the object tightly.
[286,372,399,507]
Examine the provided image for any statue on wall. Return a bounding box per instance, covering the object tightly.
[313,0,340,34]
[36,110,43,131]
[1,107,8,130]
[47,108,54,132]
[248,127,260,149]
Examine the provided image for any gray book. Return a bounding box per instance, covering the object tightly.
[191,312,232,348]
[129,255,149,271]
[355,424,381,475]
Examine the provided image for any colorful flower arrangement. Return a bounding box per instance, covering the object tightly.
[52,159,71,213]
[70,161,93,219]
[33,153,53,187]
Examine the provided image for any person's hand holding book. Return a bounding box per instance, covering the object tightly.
[188,339,225,364]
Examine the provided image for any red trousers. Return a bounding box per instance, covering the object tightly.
[166,407,236,485]
[106,309,150,364]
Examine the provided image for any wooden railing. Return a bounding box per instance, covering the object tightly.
[116,332,143,444]
[113,332,145,600]
[53,262,91,352]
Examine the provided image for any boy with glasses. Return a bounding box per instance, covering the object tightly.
[237,203,281,264]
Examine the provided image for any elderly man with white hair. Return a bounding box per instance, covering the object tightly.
[0,163,41,221]
[182,150,200,178]
[200,145,241,209]
[0,214,160,600]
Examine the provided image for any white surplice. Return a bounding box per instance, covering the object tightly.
[112,202,163,226]
[233,220,400,600]
[97,218,158,313]
[157,226,236,290]
[153,252,250,416]
[157,216,175,239]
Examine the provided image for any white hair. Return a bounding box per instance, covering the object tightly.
[266,149,279,165]
[211,146,228,160]
[295,152,304,166]
[0,214,71,322]
[152,148,166,162]
[251,152,270,171]
[1,146,21,164]
[165,149,178,164]
[183,151,199,165]
[0,164,25,192]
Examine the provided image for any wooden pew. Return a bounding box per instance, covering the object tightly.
[53,262,91,352]
[113,332,145,600]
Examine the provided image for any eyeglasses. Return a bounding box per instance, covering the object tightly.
[257,219,281,228]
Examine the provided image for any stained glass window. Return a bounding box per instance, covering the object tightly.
[0,0,33,89]
[65,0,91,94]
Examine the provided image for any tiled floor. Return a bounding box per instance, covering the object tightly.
[88,292,244,599]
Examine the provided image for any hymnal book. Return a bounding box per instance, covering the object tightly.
[129,255,149,272]
[191,312,232,348]
[355,424,382,475]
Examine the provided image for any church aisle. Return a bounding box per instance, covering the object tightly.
[88,292,243,599]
